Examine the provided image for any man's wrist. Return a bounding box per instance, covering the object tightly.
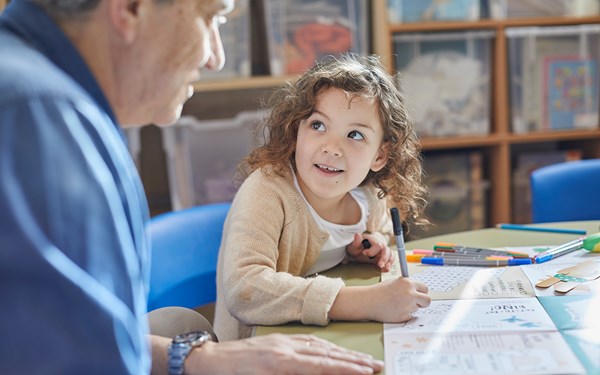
[168,331,212,375]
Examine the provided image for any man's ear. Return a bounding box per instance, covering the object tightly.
[107,0,143,43]
[371,141,390,172]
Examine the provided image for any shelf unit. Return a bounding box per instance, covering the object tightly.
[371,1,600,226]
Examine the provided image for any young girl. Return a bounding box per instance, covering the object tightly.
[214,54,431,341]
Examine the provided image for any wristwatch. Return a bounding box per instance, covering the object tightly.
[168,330,212,375]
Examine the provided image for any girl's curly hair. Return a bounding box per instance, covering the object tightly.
[240,54,428,228]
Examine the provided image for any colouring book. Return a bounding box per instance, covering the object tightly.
[383,247,600,374]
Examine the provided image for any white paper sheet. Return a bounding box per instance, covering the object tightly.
[384,331,585,375]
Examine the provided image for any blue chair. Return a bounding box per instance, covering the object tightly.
[530,159,600,223]
[147,202,231,312]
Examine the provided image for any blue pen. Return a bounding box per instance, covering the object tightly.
[497,223,587,235]
[422,257,532,267]
[390,207,409,277]
[534,238,584,264]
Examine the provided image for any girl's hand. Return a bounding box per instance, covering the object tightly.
[367,277,431,322]
[346,233,394,272]
[328,277,431,323]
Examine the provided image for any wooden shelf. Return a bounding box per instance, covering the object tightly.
[420,134,504,150]
[389,15,600,33]
[372,0,600,226]
[193,75,297,92]
[507,128,600,144]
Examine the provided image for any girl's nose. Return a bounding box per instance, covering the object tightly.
[321,138,343,157]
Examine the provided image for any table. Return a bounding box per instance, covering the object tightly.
[255,221,600,374]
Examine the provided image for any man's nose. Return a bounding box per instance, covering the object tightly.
[204,21,225,71]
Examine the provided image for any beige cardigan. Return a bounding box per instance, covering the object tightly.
[213,166,393,341]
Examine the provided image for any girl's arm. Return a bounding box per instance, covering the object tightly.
[328,277,431,322]
[220,175,344,327]
[333,187,430,322]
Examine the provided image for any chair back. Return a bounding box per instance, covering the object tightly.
[147,202,231,311]
[530,159,600,223]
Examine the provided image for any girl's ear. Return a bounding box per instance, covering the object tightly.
[370,141,390,172]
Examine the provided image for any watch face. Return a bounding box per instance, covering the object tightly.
[173,331,212,345]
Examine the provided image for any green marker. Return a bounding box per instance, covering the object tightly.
[583,232,600,252]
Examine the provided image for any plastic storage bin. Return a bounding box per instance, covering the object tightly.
[263,0,369,75]
[490,0,600,19]
[387,0,480,24]
[506,25,600,133]
[411,151,488,239]
[201,0,251,80]
[393,31,494,137]
[162,111,265,210]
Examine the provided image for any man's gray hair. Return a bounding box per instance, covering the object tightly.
[29,0,101,16]
[30,0,171,18]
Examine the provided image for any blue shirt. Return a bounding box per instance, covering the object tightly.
[0,1,151,373]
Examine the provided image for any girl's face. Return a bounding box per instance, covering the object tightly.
[294,87,389,208]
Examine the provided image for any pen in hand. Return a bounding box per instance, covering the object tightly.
[391,207,409,277]
[362,239,376,259]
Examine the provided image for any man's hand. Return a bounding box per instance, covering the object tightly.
[186,333,383,375]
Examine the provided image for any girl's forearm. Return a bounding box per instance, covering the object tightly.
[327,285,375,321]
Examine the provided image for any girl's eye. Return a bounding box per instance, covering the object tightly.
[348,130,365,140]
[310,121,326,132]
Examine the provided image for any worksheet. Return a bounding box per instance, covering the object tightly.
[383,256,536,300]
[385,297,557,334]
[381,246,598,374]
[384,330,585,375]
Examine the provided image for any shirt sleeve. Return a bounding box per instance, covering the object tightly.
[0,97,149,374]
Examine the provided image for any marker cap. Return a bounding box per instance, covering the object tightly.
[421,258,444,265]
[508,258,533,266]
[534,254,553,264]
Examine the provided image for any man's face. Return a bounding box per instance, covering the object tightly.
[123,0,232,126]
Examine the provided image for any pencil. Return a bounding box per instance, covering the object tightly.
[496,223,587,235]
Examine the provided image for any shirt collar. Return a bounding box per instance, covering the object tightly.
[1,0,118,124]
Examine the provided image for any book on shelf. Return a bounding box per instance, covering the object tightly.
[543,56,599,130]
[512,149,582,224]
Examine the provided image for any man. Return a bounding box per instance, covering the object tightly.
[0,0,384,373]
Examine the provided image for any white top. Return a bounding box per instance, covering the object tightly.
[292,170,369,276]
